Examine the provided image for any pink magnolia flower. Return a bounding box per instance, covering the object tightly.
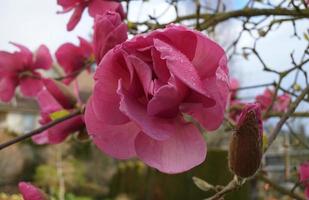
[0,43,52,102]
[19,182,48,200]
[85,25,229,173]
[299,162,309,198]
[255,88,291,112]
[55,37,94,84]
[32,79,84,144]
[94,11,128,64]
[57,0,125,31]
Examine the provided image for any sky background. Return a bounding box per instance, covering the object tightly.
[0,0,309,130]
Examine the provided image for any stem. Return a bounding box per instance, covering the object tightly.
[265,85,309,152]
[133,8,309,30]
[258,175,306,200]
[232,82,275,91]
[0,109,82,150]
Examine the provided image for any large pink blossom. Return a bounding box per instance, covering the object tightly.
[55,37,94,84]
[32,79,84,144]
[255,88,291,112]
[19,182,48,200]
[57,0,125,31]
[94,11,128,64]
[85,25,229,173]
[0,43,52,102]
[299,162,309,198]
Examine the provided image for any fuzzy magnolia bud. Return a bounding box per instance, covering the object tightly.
[229,103,263,178]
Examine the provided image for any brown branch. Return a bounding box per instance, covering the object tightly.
[265,85,309,151]
[205,179,239,200]
[268,111,309,118]
[232,82,275,91]
[133,8,309,30]
[201,8,309,29]
[0,109,82,150]
[258,174,306,200]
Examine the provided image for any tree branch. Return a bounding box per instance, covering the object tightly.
[134,8,309,30]
[0,109,82,150]
[258,174,306,200]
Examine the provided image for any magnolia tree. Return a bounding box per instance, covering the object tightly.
[1,0,309,199]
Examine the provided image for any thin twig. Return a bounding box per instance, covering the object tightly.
[0,109,82,150]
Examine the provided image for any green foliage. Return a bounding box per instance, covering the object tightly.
[108,150,250,200]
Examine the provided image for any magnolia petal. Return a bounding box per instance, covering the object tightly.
[47,115,84,144]
[85,97,139,159]
[117,82,183,140]
[32,131,49,145]
[66,4,85,31]
[153,39,210,98]
[147,77,188,118]
[11,42,33,67]
[135,123,206,174]
[36,88,63,114]
[151,48,170,82]
[19,182,48,200]
[20,77,44,97]
[57,0,79,10]
[299,162,309,187]
[162,25,197,60]
[0,76,18,102]
[43,79,77,109]
[0,51,22,75]
[92,49,130,125]
[94,12,127,64]
[192,33,226,79]
[128,55,152,97]
[32,45,53,70]
[88,0,125,19]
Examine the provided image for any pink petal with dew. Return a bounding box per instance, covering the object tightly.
[85,97,139,159]
[135,122,206,174]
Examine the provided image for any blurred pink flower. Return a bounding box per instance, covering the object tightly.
[0,43,52,102]
[230,78,239,101]
[19,182,48,200]
[85,25,229,173]
[94,11,128,64]
[55,37,94,84]
[32,79,84,144]
[299,162,309,198]
[274,93,291,112]
[255,88,291,112]
[57,0,125,31]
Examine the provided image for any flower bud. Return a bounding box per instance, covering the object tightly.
[229,103,263,178]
